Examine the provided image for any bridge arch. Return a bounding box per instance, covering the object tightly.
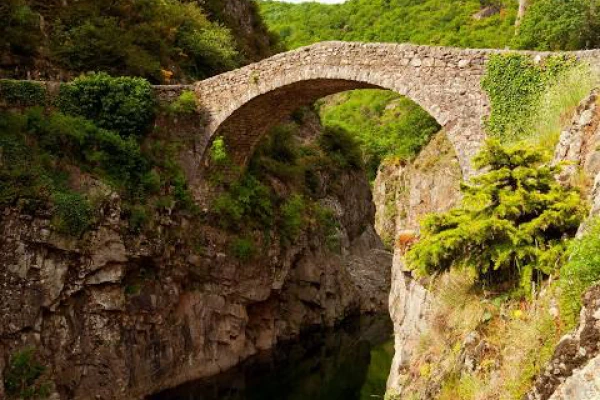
[193,41,600,181]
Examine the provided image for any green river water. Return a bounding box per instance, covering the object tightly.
[150,314,394,400]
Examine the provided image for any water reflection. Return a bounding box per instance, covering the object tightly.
[150,314,394,400]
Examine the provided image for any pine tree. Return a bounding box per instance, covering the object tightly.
[406,140,587,290]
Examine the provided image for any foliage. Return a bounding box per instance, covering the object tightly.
[213,174,274,230]
[559,218,600,329]
[4,348,50,399]
[25,109,151,197]
[168,90,198,115]
[259,0,518,50]
[58,73,155,138]
[481,54,578,142]
[406,141,586,290]
[209,136,229,165]
[202,0,280,61]
[126,204,150,233]
[48,0,239,81]
[0,0,41,57]
[0,80,46,107]
[0,106,198,238]
[51,191,94,237]
[515,0,600,51]
[142,139,196,211]
[249,123,306,184]
[213,120,351,251]
[257,123,300,165]
[280,194,306,241]
[230,236,256,261]
[1,0,279,81]
[318,125,364,171]
[0,111,54,207]
[318,90,440,179]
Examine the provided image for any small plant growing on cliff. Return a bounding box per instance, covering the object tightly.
[230,236,256,261]
[51,191,94,237]
[280,194,306,242]
[4,348,50,399]
[210,136,229,165]
[168,90,198,115]
[406,140,586,291]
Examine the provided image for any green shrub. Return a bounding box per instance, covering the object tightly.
[0,1,42,57]
[58,73,155,138]
[127,204,150,233]
[230,236,256,261]
[209,136,229,165]
[168,90,198,115]
[258,123,299,164]
[406,141,587,291]
[560,218,600,328]
[144,140,196,210]
[51,191,94,237]
[314,204,340,252]
[26,110,151,197]
[175,21,240,77]
[515,0,599,51]
[318,125,364,170]
[0,80,46,107]
[213,174,273,229]
[481,54,577,142]
[248,123,311,186]
[4,348,50,400]
[280,194,306,241]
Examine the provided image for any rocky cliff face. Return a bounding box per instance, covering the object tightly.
[373,132,462,246]
[554,89,600,233]
[520,88,600,400]
[0,119,391,399]
[526,285,600,400]
[381,88,600,400]
[372,131,462,394]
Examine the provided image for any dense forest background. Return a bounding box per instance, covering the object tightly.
[0,0,279,82]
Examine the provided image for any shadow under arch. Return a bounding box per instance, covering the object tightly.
[201,77,447,174]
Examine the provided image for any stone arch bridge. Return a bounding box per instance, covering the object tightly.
[180,41,600,191]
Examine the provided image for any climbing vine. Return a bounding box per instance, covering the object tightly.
[481,53,577,141]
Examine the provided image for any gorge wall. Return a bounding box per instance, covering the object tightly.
[372,131,463,393]
[0,111,391,399]
[381,88,600,400]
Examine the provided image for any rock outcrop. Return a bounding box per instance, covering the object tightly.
[386,266,432,391]
[553,89,600,233]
